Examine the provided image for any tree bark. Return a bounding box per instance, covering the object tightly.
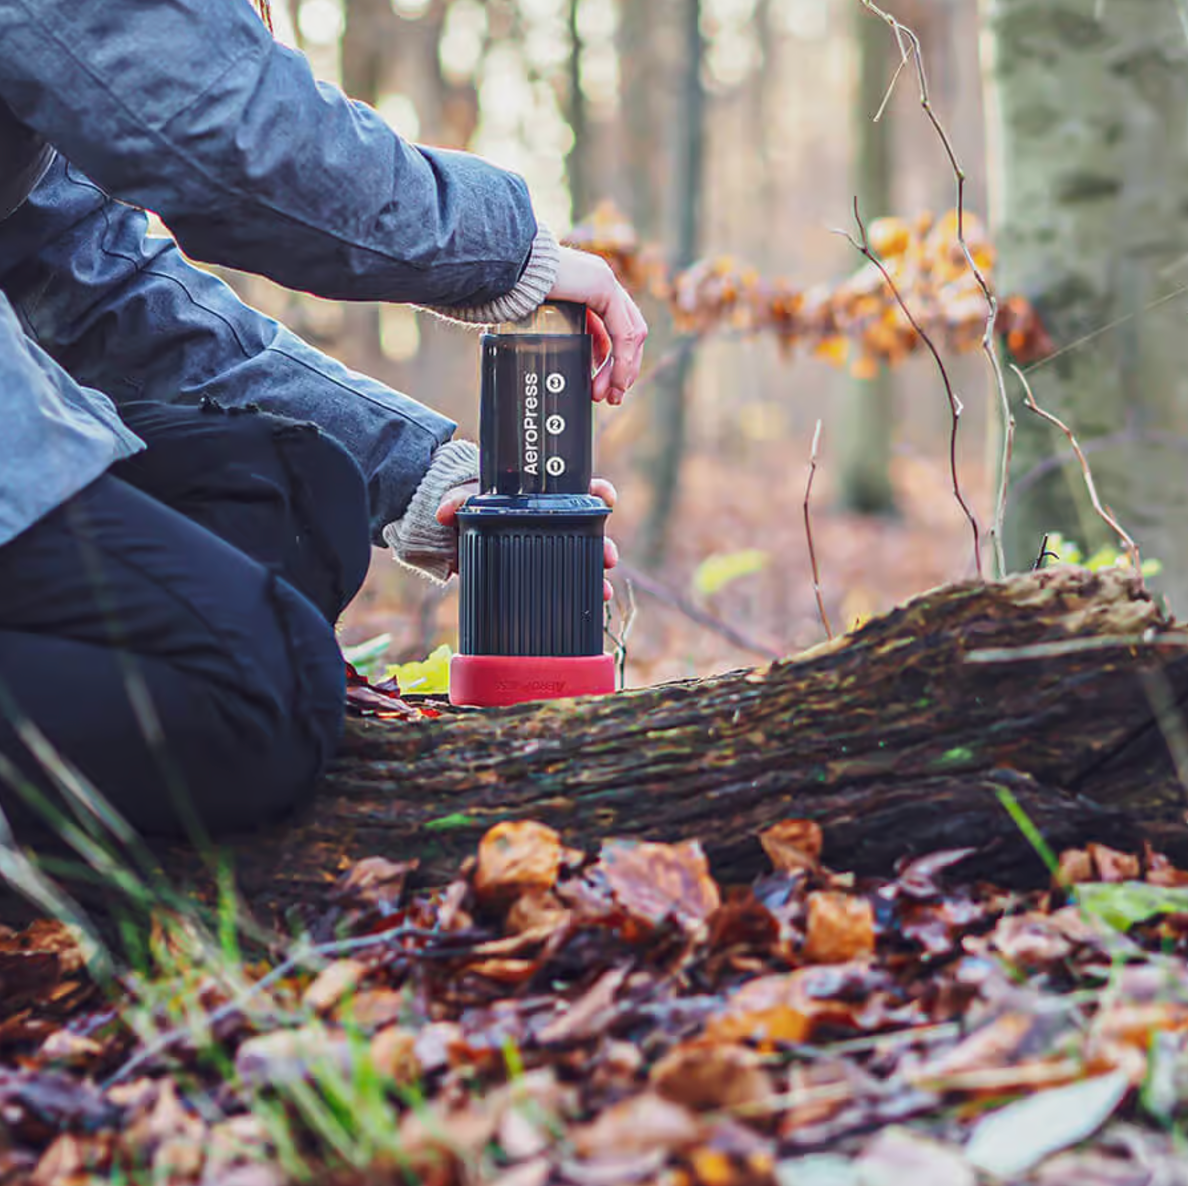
[982,0,1188,610]
[209,567,1188,915]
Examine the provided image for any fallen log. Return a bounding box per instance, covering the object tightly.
[202,564,1188,916]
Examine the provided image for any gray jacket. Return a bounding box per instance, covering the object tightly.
[0,0,559,552]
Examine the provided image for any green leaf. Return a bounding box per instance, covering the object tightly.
[1076,881,1188,932]
[965,1071,1130,1178]
[692,549,770,598]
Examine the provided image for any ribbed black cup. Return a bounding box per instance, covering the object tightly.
[457,495,608,656]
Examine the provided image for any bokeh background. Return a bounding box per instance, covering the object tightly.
[216,0,1188,686]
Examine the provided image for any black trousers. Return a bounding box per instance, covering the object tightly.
[0,400,371,839]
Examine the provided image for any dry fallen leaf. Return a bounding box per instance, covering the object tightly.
[650,1040,774,1112]
[570,1092,703,1160]
[598,839,722,932]
[474,821,564,905]
[302,958,367,1015]
[804,892,875,964]
[759,819,823,874]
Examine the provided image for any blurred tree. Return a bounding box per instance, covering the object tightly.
[639,0,706,565]
[983,0,1188,609]
[565,0,591,221]
[838,2,897,516]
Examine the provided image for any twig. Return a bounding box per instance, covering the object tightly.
[859,0,1005,576]
[604,579,638,690]
[838,198,983,578]
[1010,364,1143,589]
[1031,532,1059,572]
[803,420,833,639]
[994,397,1016,580]
[616,561,781,660]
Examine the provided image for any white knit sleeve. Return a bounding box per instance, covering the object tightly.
[381,439,479,582]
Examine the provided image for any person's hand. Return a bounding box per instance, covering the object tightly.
[549,247,647,406]
[437,477,620,600]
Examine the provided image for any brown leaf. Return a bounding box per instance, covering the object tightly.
[537,965,631,1045]
[759,820,823,874]
[894,849,976,900]
[331,856,417,916]
[598,839,721,932]
[35,1029,104,1070]
[474,822,564,905]
[370,1026,421,1085]
[302,958,367,1015]
[506,889,572,935]
[336,988,405,1031]
[651,1041,774,1112]
[856,1127,974,1186]
[1057,847,1095,886]
[1088,844,1141,883]
[570,1092,703,1160]
[704,968,868,1046]
[804,893,875,964]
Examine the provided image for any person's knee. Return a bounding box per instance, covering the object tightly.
[199,576,345,833]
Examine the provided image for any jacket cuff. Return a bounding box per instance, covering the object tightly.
[381,439,480,583]
[423,223,561,326]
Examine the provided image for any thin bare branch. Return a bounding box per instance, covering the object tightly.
[859,0,1006,576]
[1010,364,1143,589]
[604,579,638,690]
[994,399,1016,579]
[838,199,983,578]
[616,561,781,661]
[803,420,833,639]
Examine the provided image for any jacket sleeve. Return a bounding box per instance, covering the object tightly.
[0,0,539,308]
[0,161,459,543]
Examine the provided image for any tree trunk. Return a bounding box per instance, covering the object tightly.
[565,0,591,224]
[838,2,897,516]
[640,0,706,564]
[201,567,1188,916]
[982,0,1188,610]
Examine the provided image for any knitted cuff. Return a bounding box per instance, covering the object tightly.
[423,223,562,327]
[381,439,480,583]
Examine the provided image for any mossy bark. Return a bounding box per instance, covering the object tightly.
[981,0,1188,609]
[208,568,1188,914]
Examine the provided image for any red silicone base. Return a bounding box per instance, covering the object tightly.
[450,653,616,708]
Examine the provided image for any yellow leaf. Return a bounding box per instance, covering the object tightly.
[692,550,770,598]
[384,643,453,695]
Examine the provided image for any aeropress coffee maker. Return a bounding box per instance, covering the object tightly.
[449,301,616,708]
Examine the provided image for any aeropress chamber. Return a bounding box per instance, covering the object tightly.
[449,301,616,708]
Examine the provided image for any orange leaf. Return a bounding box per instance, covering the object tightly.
[803,892,875,964]
[814,336,849,368]
[474,821,563,904]
[759,819,823,874]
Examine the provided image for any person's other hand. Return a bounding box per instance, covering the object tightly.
[548,247,647,406]
[437,477,619,600]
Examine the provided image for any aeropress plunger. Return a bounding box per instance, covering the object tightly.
[449,301,616,708]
